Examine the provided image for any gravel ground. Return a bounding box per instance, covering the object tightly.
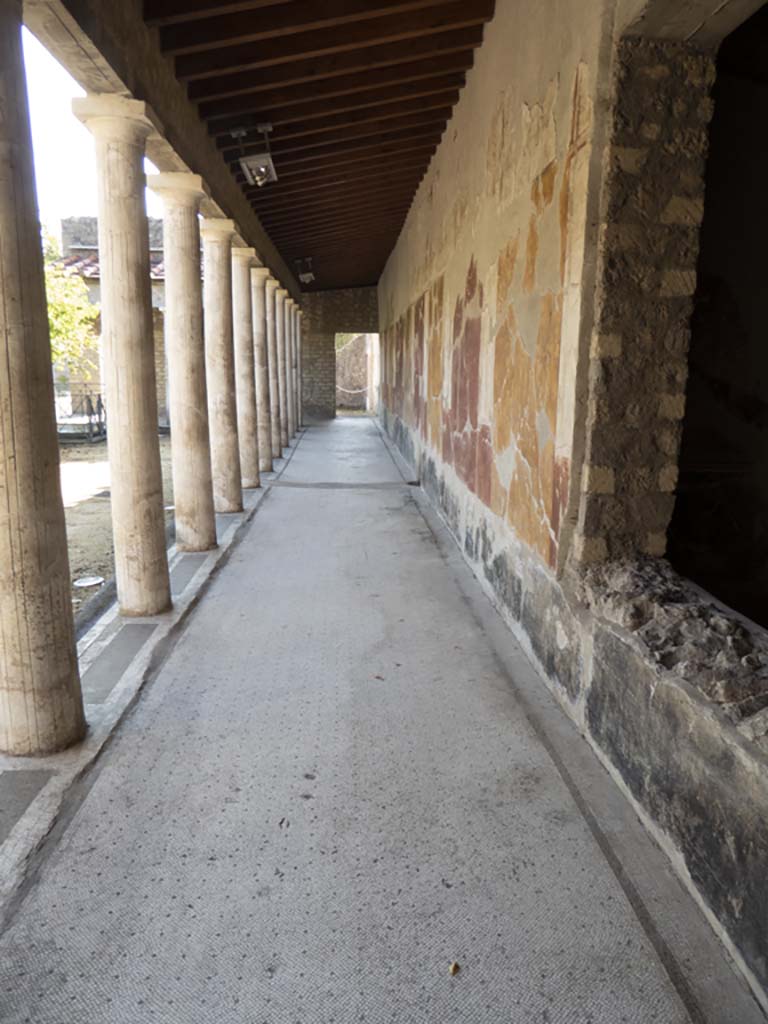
[60,436,174,614]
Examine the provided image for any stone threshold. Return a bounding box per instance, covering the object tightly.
[0,430,307,924]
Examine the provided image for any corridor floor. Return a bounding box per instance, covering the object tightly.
[0,418,759,1023]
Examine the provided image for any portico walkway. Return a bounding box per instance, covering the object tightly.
[0,418,759,1023]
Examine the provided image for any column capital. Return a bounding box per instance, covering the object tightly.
[251,267,271,285]
[73,94,160,142]
[276,288,288,300]
[232,246,257,264]
[200,217,236,242]
[265,277,279,292]
[147,172,208,208]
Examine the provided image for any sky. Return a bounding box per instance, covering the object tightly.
[22,28,162,244]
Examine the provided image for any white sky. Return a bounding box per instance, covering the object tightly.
[22,28,163,245]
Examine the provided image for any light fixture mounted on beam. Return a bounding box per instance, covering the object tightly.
[233,123,277,188]
[295,257,315,285]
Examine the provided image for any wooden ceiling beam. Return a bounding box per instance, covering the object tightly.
[162,0,447,55]
[269,216,407,246]
[187,27,482,101]
[175,0,495,80]
[210,75,464,136]
[247,160,427,203]
[261,196,413,233]
[145,0,286,27]
[266,205,410,239]
[198,52,473,119]
[234,134,441,186]
[220,99,455,159]
[225,109,450,162]
[240,138,438,185]
[252,180,422,217]
[251,175,423,215]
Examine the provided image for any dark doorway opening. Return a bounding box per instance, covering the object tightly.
[668,3,768,627]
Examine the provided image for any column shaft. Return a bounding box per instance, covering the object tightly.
[0,0,85,754]
[285,299,296,438]
[265,280,281,459]
[291,305,300,433]
[232,248,260,489]
[275,288,289,449]
[297,310,304,427]
[74,94,171,617]
[148,173,216,552]
[202,220,242,512]
[251,269,272,473]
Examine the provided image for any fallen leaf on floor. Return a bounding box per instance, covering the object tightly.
[449,961,460,976]
[374,674,385,680]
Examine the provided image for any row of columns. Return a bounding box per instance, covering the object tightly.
[0,0,303,755]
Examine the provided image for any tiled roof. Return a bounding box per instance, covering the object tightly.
[61,250,166,281]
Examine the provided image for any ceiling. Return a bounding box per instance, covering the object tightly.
[144,0,496,290]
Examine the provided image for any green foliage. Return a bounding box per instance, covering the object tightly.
[43,230,99,374]
[335,332,356,351]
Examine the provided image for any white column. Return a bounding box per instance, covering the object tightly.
[251,268,273,473]
[232,246,260,489]
[297,309,304,427]
[201,218,242,512]
[74,94,171,616]
[275,287,289,449]
[285,298,296,438]
[0,0,85,755]
[291,303,300,431]
[265,277,281,459]
[148,173,216,552]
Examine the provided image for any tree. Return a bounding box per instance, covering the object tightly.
[42,230,99,374]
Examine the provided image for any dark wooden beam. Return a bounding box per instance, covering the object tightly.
[247,159,427,203]
[209,75,464,136]
[220,99,455,159]
[270,214,407,246]
[266,202,411,236]
[161,0,447,55]
[240,137,438,185]
[187,27,482,101]
[251,172,423,214]
[145,0,286,27]
[175,0,495,80]
[198,52,473,119]
[261,195,413,233]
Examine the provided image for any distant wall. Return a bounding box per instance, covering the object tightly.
[336,334,368,410]
[301,288,378,418]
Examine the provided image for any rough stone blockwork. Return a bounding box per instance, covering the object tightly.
[580,37,714,562]
[302,288,378,418]
[379,18,768,1003]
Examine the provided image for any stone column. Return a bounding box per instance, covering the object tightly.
[275,287,289,449]
[74,94,171,616]
[148,173,216,552]
[297,310,304,427]
[232,247,260,489]
[285,298,296,439]
[251,268,273,473]
[0,0,85,755]
[201,219,242,512]
[291,303,300,432]
[265,277,281,458]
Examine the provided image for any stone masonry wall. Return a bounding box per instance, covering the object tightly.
[379,0,768,1003]
[575,37,714,564]
[302,288,378,418]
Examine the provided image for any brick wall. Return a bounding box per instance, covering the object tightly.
[301,287,378,418]
[152,307,169,428]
